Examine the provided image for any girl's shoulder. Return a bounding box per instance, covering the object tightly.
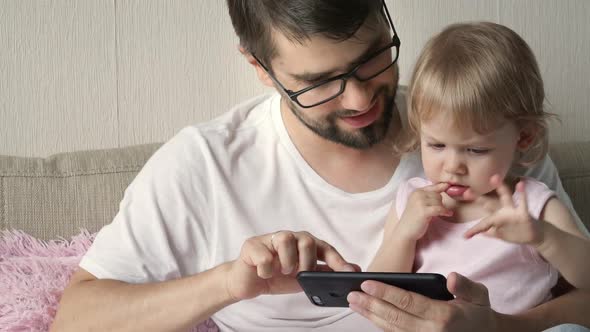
[517,177,556,219]
[518,177,555,200]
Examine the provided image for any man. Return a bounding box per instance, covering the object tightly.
[52,1,590,331]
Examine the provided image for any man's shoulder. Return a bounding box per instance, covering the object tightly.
[395,151,425,179]
[149,93,279,169]
[193,93,277,136]
[129,94,279,192]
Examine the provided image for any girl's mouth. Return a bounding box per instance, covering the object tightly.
[445,184,468,197]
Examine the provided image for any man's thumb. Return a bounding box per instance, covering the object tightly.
[447,272,490,306]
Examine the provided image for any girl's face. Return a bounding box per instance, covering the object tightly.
[419,111,523,199]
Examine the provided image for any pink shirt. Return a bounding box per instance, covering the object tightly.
[395,177,559,314]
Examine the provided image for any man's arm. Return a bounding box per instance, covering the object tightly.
[347,272,590,331]
[49,134,240,332]
[51,264,236,332]
[52,231,358,332]
[498,287,590,330]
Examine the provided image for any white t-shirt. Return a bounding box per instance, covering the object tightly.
[80,93,586,332]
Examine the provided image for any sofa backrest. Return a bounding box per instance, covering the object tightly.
[0,143,161,239]
[1,142,589,240]
[548,141,590,234]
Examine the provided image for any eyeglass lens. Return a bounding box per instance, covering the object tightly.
[295,44,398,107]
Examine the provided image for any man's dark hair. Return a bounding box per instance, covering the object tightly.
[226,0,384,69]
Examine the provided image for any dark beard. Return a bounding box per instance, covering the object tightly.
[287,85,397,149]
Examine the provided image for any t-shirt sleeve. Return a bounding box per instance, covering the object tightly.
[79,129,212,283]
[522,155,589,237]
[520,178,555,219]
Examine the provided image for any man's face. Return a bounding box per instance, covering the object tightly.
[268,23,399,149]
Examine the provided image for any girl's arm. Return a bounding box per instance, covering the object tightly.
[367,203,417,272]
[369,182,451,273]
[536,197,590,289]
[465,178,590,290]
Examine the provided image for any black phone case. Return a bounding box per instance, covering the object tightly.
[297,271,454,307]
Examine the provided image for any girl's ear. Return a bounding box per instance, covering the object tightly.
[239,46,275,88]
[517,124,538,151]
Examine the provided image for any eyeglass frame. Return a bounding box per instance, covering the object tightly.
[251,0,401,109]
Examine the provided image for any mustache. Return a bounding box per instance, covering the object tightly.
[330,85,391,117]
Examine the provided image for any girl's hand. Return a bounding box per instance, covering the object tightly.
[464,176,544,245]
[396,182,453,241]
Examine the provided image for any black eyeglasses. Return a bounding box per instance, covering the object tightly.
[253,0,400,108]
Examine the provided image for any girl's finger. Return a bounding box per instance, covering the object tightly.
[495,182,514,207]
[425,206,453,217]
[424,195,444,206]
[489,174,503,187]
[473,193,497,212]
[515,181,529,214]
[464,216,499,238]
[484,226,499,238]
[422,182,450,193]
[462,188,478,201]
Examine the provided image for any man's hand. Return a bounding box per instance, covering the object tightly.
[396,182,453,241]
[463,176,543,246]
[225,230,359,301]
[347,272,498,332]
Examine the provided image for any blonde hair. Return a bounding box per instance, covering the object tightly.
[399,22,554,166]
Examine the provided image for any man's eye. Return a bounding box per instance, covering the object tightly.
[305,78,324,84]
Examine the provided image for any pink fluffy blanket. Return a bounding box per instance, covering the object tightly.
[0,229,218,332]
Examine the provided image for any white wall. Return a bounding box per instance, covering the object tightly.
[1,0,589,157]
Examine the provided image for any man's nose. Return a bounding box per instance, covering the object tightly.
[339,78,373,112]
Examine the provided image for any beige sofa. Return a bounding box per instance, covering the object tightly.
[1,141,589,240]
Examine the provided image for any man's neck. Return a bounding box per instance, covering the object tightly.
[280,99,401,193]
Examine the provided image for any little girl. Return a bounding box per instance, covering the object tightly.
[369,22,590,314]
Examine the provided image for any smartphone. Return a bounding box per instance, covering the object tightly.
[297,271,454,307]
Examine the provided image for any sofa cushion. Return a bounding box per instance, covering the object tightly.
[0,144,161,240]
[0,229,219,331]
[549,141,590,232]
[1,141,589,240]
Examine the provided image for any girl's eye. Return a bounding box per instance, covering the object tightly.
[468,148,490,154]
[428,143,445,150]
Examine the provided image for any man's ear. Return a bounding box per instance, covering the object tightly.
[239,45,275,88]
[517,124,538,151]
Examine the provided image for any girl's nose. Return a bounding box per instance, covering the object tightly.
[444,152,467,175]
